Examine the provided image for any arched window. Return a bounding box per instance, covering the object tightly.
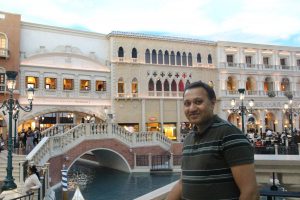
[148,79,154,91]
[281,78,290,91]
[246,77,256,91]
[227,76,236,91]
[179,80,184,91]
[164,50,169,65]
[132,78,138,94]
[188,53,193,66]
[118,47,124,57]
[171,80,177,91]
[152,50,157,64]
[197,53,201,63]
[118,77,124,94]
[164,79,169,91]
[170,51,175,65]
[0,32,8,58]
[264,77,274,92]
[158,50,163,64]
[176,52,181,66]
[182,52,187,66]
[156,79,162,91]
[208,54,212,64]
[132,48,137,58]
[145,49,150,63]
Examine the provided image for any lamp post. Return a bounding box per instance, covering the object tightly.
[1,71,34,191]
[283,95,299,134]
[13,108,19,149]
[230,88,254,134]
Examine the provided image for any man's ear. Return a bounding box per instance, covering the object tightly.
[211,98,216,105]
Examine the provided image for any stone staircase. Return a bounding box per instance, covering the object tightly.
[0,150,27,186]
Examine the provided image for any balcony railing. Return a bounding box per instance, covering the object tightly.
[221,90,297,98]
[0,48,9,58]
[219,62,299,71]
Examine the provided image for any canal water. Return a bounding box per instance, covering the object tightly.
[55,163,180,200]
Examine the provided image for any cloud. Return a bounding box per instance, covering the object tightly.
[1,0,300,46]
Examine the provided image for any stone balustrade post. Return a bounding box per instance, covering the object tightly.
[107,122,113,136]
[152,132,156,143]
[86,123,91,136]
[148,153,152,168]
[298,143,300,155]
[170,153,174,169]
[132,133,137,144]
[49,137,54,154]
[275,144,278,155]
[19,161,25,184]
[44,163,50,189]
[134,152,137,168]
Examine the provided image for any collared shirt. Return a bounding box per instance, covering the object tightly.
[181,115,254,200]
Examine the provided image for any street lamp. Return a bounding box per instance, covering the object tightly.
[230,88,254,134]
[283,95,300,134]
[1,71,34,191]
[13,108,19,149]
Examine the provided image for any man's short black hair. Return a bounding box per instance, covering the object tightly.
[184,80,216,101]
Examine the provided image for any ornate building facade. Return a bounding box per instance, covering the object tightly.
[1,11,300,141]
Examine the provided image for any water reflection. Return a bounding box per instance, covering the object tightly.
[56,163,180,200]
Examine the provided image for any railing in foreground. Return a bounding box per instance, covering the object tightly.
[134,180,300,200]
[9,192,34,200]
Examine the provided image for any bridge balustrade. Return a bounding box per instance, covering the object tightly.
[26,123,172,167]
[41,124,76,137]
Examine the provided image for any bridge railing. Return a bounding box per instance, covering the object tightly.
[41,124,76,137]
[26,123,172,167]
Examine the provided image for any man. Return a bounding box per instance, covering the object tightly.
[167,81,257,200]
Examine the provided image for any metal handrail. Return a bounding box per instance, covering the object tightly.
[9,192,34,200]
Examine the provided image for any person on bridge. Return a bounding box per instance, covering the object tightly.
[167,81,258,200]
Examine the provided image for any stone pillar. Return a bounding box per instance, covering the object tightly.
[133,152,137,168]
[295,115,299,131]
[148,153,152,168]
[160,99,164,134]
[259,110,266,135]
[170,153,174,169]
[141,99,146,131]
[277,110,283,133]
[176,99,181,142]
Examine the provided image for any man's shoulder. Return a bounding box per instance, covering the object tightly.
[211,115,236,129]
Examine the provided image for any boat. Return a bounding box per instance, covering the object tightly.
[72,186,85,200]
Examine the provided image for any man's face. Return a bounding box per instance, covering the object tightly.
[183,87,215,125]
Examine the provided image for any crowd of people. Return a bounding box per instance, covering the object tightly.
[246,128,300,148]
[0,127,41,154]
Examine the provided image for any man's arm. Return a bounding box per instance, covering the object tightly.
[166,179,182,200]
[231,163,258,200]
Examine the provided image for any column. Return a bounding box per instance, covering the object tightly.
[276,110,283,133]
[176,99,181,142]
[259,110,266,135]
[239,75,246,89]
[141,99,146,131]
[257,49,262,65]
[295,114,299,131]
[160,99,164,134]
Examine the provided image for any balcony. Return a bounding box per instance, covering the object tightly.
[0,48,9,59]
[221,90,297,98]
[220,62,299,71]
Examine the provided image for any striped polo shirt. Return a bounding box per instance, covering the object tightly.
[181,115,254,200]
